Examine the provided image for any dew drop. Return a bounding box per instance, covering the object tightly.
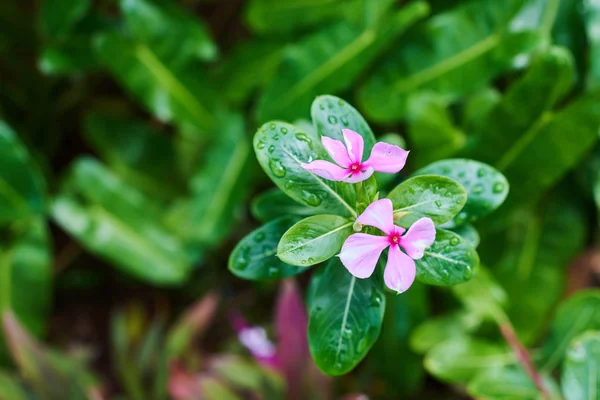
[269,159,287,178]
[450,237,460,246]
[295,132,313,149]
[319,104,326,111]
[472,183,484,194]
[477,168,487,177]
[442,167,451,174]
[269,123,276,130]
[457,171,466,178]
[308,257,315,264]
[273,134,280,141]
[493,182,505,193]
[338,99,345,106]
[303,190,322,206]
[328,115,338,124]
[280,127,288,134]
[255,232,266,242]
[256,141,266,149]
[268,145,275,154]
[340,116,349,126]
[435,200,443,208]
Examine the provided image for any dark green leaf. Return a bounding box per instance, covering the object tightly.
[415,229,478,286]
[541,290,600,371]
[40,0,90,38]
[251,188,326,223]
[387,175,467,226]
[0,121,45,226]
[229,216,305,280]
[406,92,465,168]
[277,215,353,267]
[468,367,561,400]
[584,0,600,87]
[561,331,600,400]
[254,121,357,218]
[308,258,385,375]
[425,337,512,383]
[358,0,541,122]
[414,159,509,224]
[84,113,185,200]
[52,158,196,285]
[256,2,429,122]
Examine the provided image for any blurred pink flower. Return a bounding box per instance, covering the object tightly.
[339,199,435,293]
[301,129,408,183]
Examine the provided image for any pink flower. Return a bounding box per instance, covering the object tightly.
[301,129,409,183]
[339,199,435,293]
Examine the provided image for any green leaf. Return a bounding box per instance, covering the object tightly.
[415,229,478,286]
[166,113,251,246]
[0,121,45,226]
[464,47,575,165]
[308,258,385,375]
[256,2,429,122]
[460,87,501,133]
[387,175,467,226]
[358,0,541,122]
[406,92,465,168]
[0,370,28,400]
[584,0,600,87]
[229,216,305,280]
[40,0,90,38]
[561,331,600,400]
[414,159,509,224]
[452,267,507,321]
[254,121,357,218]
[251,188,326,223]
[410,311,481,354]
[468,367,561,400]
[311,95,377,154]
[244,0,351,35]
[449,223,480,248]
[277,215,353,267]
[84,113,185,200]
[541,290,600,371]
[213,39,284,106]
[52,158,196,285]
[425,337,513,384]
[94,31,217,134]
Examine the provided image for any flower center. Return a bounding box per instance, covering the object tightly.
[388,232,401,246]
[349,163,362,173]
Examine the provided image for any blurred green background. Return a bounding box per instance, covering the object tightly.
[2,0,600,398]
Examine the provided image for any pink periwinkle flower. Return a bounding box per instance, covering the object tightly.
[301,129,409,183]
[339,199,436,293]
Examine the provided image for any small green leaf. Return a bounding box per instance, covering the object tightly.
[468,367,561,400]
[308,258,385,375]
[414,159,509,224]
[0,121,45,226]
[387,175,467,226]
[415,229,478,286]
[254,121,357,217]
[277,215,353,267]
[425,337,512,384]
[541,290,600,371]
[561,331,600,400]
[229,216,304,280]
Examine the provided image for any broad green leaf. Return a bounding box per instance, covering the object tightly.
[406,92,465,168]
[541,290,600,371]
[452,267,507,321]
[254,121,357,217]
[561,331,600,400]
[425,337,513,384]
[244,0,352,35]
[0,121,45,226]
[387,175,467,226]
[84,113,185,200]
[94,32,217,134]
[358,0,540,122]
[278,215,353,266]
[52,158,196,285]
[256,2,429,122]
[167,113,251,246]
[229,216,304,280]
[464,47,575,165]
[251,188,326,223]
[368,284,429,396]
[410,311,481,354]
[584,0,600,87]
[450,223,480,248]
[461,87,501,133]
[311,95,377,154]
[214,39,284,106]
[468,367,561,400]
[414,159,509,224]
[415,229,478,286]
[121,0,217,63]
[40,0,90,38]
[308,258,385,375]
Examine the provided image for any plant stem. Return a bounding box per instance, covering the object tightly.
[355,182,363,208]
[0,249,12,312]
[498,321,551,400]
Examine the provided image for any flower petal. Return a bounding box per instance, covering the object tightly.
[363,142,409,173]
[400,218,436,259]
[301,160,350,181]
[342,166,375,184]
[384,245,416,293]
[342,129,364,163]
[339,233,389,279]
[321,136,352,168]
[356,198,396,234]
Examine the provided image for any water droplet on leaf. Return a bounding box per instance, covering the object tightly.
[493,182,505,193]
[328,115,338,124]
[269,159,286,178]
